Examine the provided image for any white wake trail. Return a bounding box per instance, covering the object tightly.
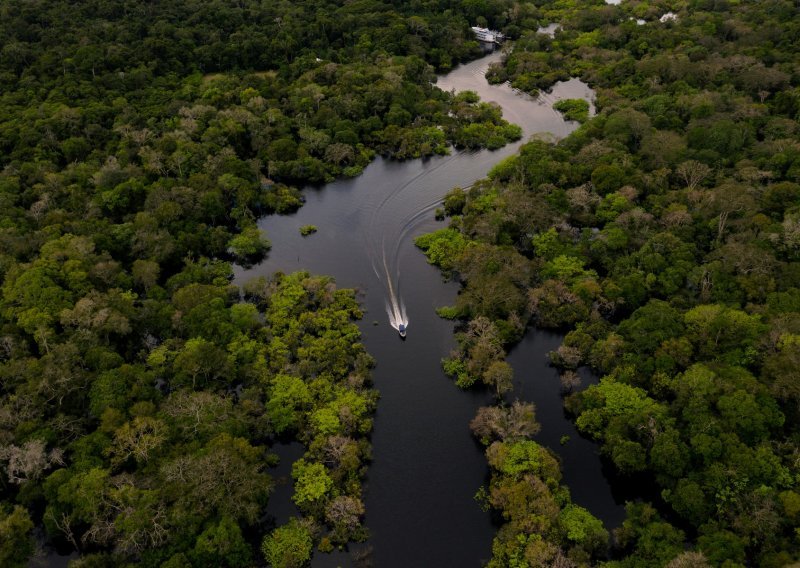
[380,239,408,332]
[368,157,460,334]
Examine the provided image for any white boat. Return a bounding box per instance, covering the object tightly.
[471,26,504,44]
[398,323,407,338]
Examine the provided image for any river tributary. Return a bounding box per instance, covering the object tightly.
[237,49,625,567]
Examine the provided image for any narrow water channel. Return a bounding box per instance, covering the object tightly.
[506,332,629,529]
[237,49,622,567]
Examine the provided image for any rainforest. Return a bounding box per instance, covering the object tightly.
[1,0,799,567]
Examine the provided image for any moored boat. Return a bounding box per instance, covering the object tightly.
[471,26,505,44]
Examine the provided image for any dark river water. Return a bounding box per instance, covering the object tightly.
[235,50,625,567]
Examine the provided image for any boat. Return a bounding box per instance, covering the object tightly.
[398,323,407,338]
[471,26,505,44]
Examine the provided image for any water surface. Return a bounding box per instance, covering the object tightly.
[239,49,614,567]
[507,331,628,529]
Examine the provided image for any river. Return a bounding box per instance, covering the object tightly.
[237,49,624,567]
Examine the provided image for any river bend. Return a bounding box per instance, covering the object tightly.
[237,49,622,567]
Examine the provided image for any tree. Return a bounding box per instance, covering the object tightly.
[665,551,711,568]
[666,479,710,526]
[470,402,540,445]
[267,374,313,434]
[415,228,471,272]
[109,416,168,466]
[292,460,334,510]
[559,504,608,556]
[613,503,685,567]
[639,130,685,170]
[0,506,34,568]
[262,518,313,568]
[325,496,365,543]
[553,99,590,123]
[160,434,271,524]
[675,160,712,192]
[0,439,64,484]
[603,109,651,151]
[227,226,271,265]
[762,181,800,218]
[485,440,560,482]
[484,360,514,398]
[192,517,251,567]
[683,304,763,361]
[172,338,232,389]
[591,164,627,195]
[617,300,684,354]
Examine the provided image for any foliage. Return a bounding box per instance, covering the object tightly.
[415,228,472,272]
[422,0,800,564]
[262,517,313,568]
[228,226,271,265]
[553,99,590,123]
[2,261,373,565]
[0,506,34,568]
[471,401,608,567]
[0,0,534,562]
[3,0,800,564]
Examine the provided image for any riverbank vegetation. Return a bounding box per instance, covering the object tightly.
[4,0,800,564]
[471,400,609,567]
[553,99,591,124]
[421,0,800,565]
[0,0,535,565]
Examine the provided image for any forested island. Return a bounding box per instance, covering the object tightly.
[1,0,799,567]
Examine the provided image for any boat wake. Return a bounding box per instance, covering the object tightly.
[366,156,458,336]
[386,297,408,334]
[379,239,409,334]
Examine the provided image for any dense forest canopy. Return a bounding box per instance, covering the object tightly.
[418,0,800,566]
[0,0,529,565]
[2,0,800,566]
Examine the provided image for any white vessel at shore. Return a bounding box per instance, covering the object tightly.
[471,26,504,44]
